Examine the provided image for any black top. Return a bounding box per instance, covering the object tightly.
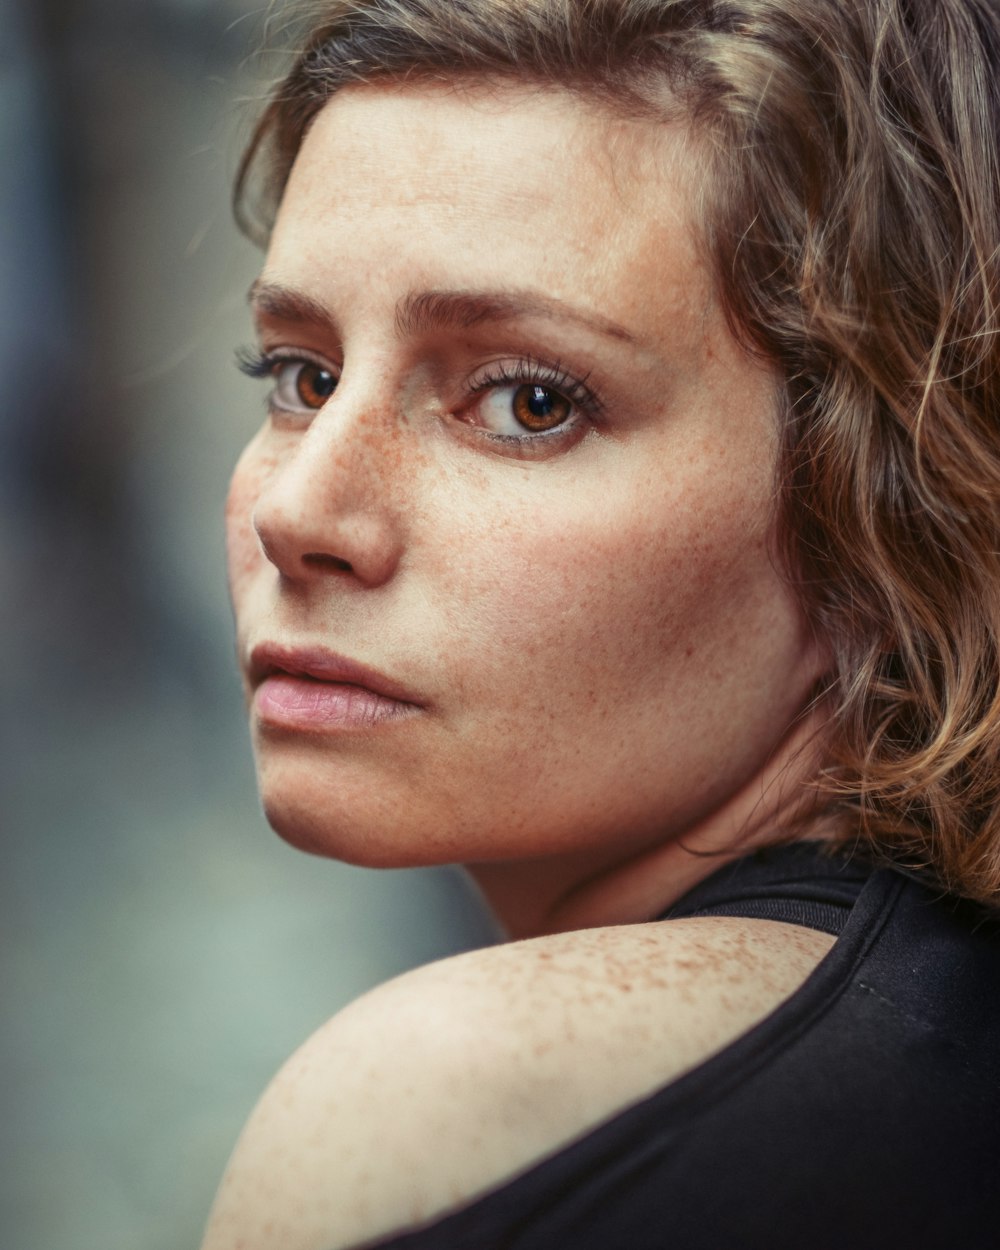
[361,845,1000,1249]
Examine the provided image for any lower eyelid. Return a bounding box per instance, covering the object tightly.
[487,428,571,445]
[470,415,588,459]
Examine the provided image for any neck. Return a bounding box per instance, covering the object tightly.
[466,710,833,939]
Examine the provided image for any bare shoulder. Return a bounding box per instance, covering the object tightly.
[200,917,834,1250]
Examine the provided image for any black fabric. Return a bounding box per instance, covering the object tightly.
[662,841,873,935]
[361,845,1000,1249]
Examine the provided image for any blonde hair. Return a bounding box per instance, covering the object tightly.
[235,0,1000,904]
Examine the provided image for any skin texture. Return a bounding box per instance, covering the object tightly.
[226,83,827,938]
[202,917,833,1250]
[205,82,839,1250]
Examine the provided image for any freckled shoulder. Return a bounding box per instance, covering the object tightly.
[199,917,834,1250]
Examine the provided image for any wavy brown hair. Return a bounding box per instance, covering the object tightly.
[234,0,1000,904]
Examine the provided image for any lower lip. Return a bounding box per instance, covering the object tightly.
[253,675,419,731]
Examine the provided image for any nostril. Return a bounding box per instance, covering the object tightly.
[303,552,354,573]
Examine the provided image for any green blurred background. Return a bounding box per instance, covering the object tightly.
[0,3,497,1247]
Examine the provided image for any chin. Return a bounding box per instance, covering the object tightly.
[255,765,456,870]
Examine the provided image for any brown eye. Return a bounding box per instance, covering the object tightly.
[271,359,339,413]
[472,376,581,442]
[293,363,337,409]
[510,384,572,432]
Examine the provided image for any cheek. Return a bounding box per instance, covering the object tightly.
[428,453,781,722]
[225,438,273,601]
[388,453,804,855]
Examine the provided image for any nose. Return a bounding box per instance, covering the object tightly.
[250,400,406,588]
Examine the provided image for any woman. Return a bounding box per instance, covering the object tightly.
[203,1,1000,1246]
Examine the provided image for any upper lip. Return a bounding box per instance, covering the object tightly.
[248,642,424,706]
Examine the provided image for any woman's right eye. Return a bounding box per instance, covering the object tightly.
[271,360,339,413]
[236,348,339,415]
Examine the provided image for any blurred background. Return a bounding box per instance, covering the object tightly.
[0,2,498,1247]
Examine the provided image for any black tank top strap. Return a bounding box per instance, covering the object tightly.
[660,842,874,937]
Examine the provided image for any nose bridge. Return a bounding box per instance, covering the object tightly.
[251,383,406,586]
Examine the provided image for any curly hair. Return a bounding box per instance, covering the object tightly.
[234,0,1000,904]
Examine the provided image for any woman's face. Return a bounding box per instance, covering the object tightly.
[227,83,823,871]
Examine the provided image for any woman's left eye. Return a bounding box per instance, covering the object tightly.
[464,360,601,445]
[476,383,574,436]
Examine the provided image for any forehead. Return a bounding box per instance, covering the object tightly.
[267,82,714,338]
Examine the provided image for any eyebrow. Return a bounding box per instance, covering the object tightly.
[249,280,334,330]
[248,279,639,346]
[395,288,639,344]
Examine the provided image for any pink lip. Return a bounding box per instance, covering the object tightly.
[248,643,423,732]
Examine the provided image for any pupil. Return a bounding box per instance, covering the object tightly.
[527,386,553,417]
[311,368,335,398]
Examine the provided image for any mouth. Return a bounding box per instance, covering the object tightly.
[248,643,424,731]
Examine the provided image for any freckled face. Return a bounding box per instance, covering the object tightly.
[226,83,822,868]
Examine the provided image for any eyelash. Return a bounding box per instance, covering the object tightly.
[235,346,334,384]
[234,346,603,445]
